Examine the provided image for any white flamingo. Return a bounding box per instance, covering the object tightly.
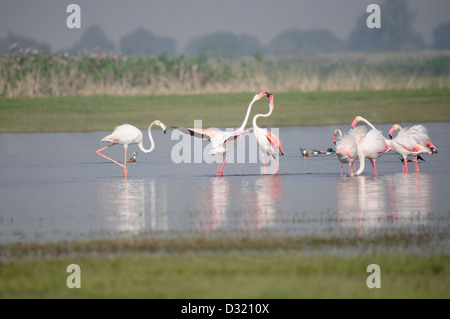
[388,124,435,173]
[183,91,270,176]
[333,129,358,178]
[341,125,368,174]
[96,120,167,177]
[351,116,390,176]
[253,93,284,174]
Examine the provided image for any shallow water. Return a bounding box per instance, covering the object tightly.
[0,123,449,254]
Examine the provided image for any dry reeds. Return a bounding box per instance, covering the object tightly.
[1,48,449,97]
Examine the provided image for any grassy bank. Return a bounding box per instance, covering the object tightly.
[1,232,448,298]
[1,251,448,298]
[0,88,449,132]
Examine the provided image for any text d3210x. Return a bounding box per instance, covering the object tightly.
[181,303,270,316]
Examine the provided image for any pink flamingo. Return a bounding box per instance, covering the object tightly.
[351,116,390,176]
[333,129,358,178]
[96,120,167,177]
[184,91,270,176]
[347,125,368,173]
[388,124,435,173]
[253,93,284,174]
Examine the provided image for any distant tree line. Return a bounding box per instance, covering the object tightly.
[1,0,449,56]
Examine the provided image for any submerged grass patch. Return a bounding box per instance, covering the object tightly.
[0,88,449,132]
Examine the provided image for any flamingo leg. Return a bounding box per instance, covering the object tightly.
[96,144,128,173]
[270,154,279,175]
[403,158,408,173]
[414,156,420,172]
[260,150,267,174]
[370,159,378,176]
[215,158,222,176]
[348,164,352,178]
[123,146,128,178]
[340,164,343,178]
[219,155,228,176]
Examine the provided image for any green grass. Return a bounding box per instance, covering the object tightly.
[0,88,449,132]
[1,234,448,298]
[1,251,448,298]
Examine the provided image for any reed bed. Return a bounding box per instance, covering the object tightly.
[1,48,449,97]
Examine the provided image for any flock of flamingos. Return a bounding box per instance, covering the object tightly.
[96,91,437,178]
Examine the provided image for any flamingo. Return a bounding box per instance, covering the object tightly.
[347,125,368,173]
[351,116,390,176]
[253,93,284,174]
[182,91,270,176]
[388,124,434,173]
[333,129,358,178]
[96,120,167,177]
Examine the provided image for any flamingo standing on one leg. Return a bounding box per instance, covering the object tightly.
[182,91,271,176]
[333,129,358,178]
[351,116,390,176]
[96,120,167,177]
[388,124,435,173]
[253,93,284,174]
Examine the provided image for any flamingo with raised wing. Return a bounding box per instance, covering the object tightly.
[351,116,390,176]
[96,120,167,177]
[253,93,284,174]
[333,129,358,178]
[182,91,271,176]
[388,124,435,173]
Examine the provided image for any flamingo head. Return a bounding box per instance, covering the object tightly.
[350,116,363,128]
[268,93,274,108]
[388,124,401,139]
[256,91,272,100]
[155,120,167,134]
[332,129,342,144]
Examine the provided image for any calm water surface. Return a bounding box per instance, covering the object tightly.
[0,123,449,253]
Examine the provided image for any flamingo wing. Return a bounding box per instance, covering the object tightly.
[223,130,250,143]
[265,129,284,155]
[101,124,141,144]
[176,127,223,141]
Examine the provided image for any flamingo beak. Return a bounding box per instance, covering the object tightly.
[333,136,336,145]
[351,120,357,128]
[388,127,395,139]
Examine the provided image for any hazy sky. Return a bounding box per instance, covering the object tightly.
[1,0,449,51]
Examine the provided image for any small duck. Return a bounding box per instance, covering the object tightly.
[313,148,335,155]
[127,152,137,163]
[399,155,425,163]
[300,148,313,157]
[300,147,334,157]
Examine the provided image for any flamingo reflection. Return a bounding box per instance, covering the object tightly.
[243,175,284,229]
[97,179,146,232]
[196,177,230,230]
[97,178,168,233]
[335,174,432,233]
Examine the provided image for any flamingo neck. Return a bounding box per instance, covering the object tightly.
[252,106,273,130]
[139,121,157,153]
[359,117,376,130]
[238,97,258,131]
[356,156,365,175]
